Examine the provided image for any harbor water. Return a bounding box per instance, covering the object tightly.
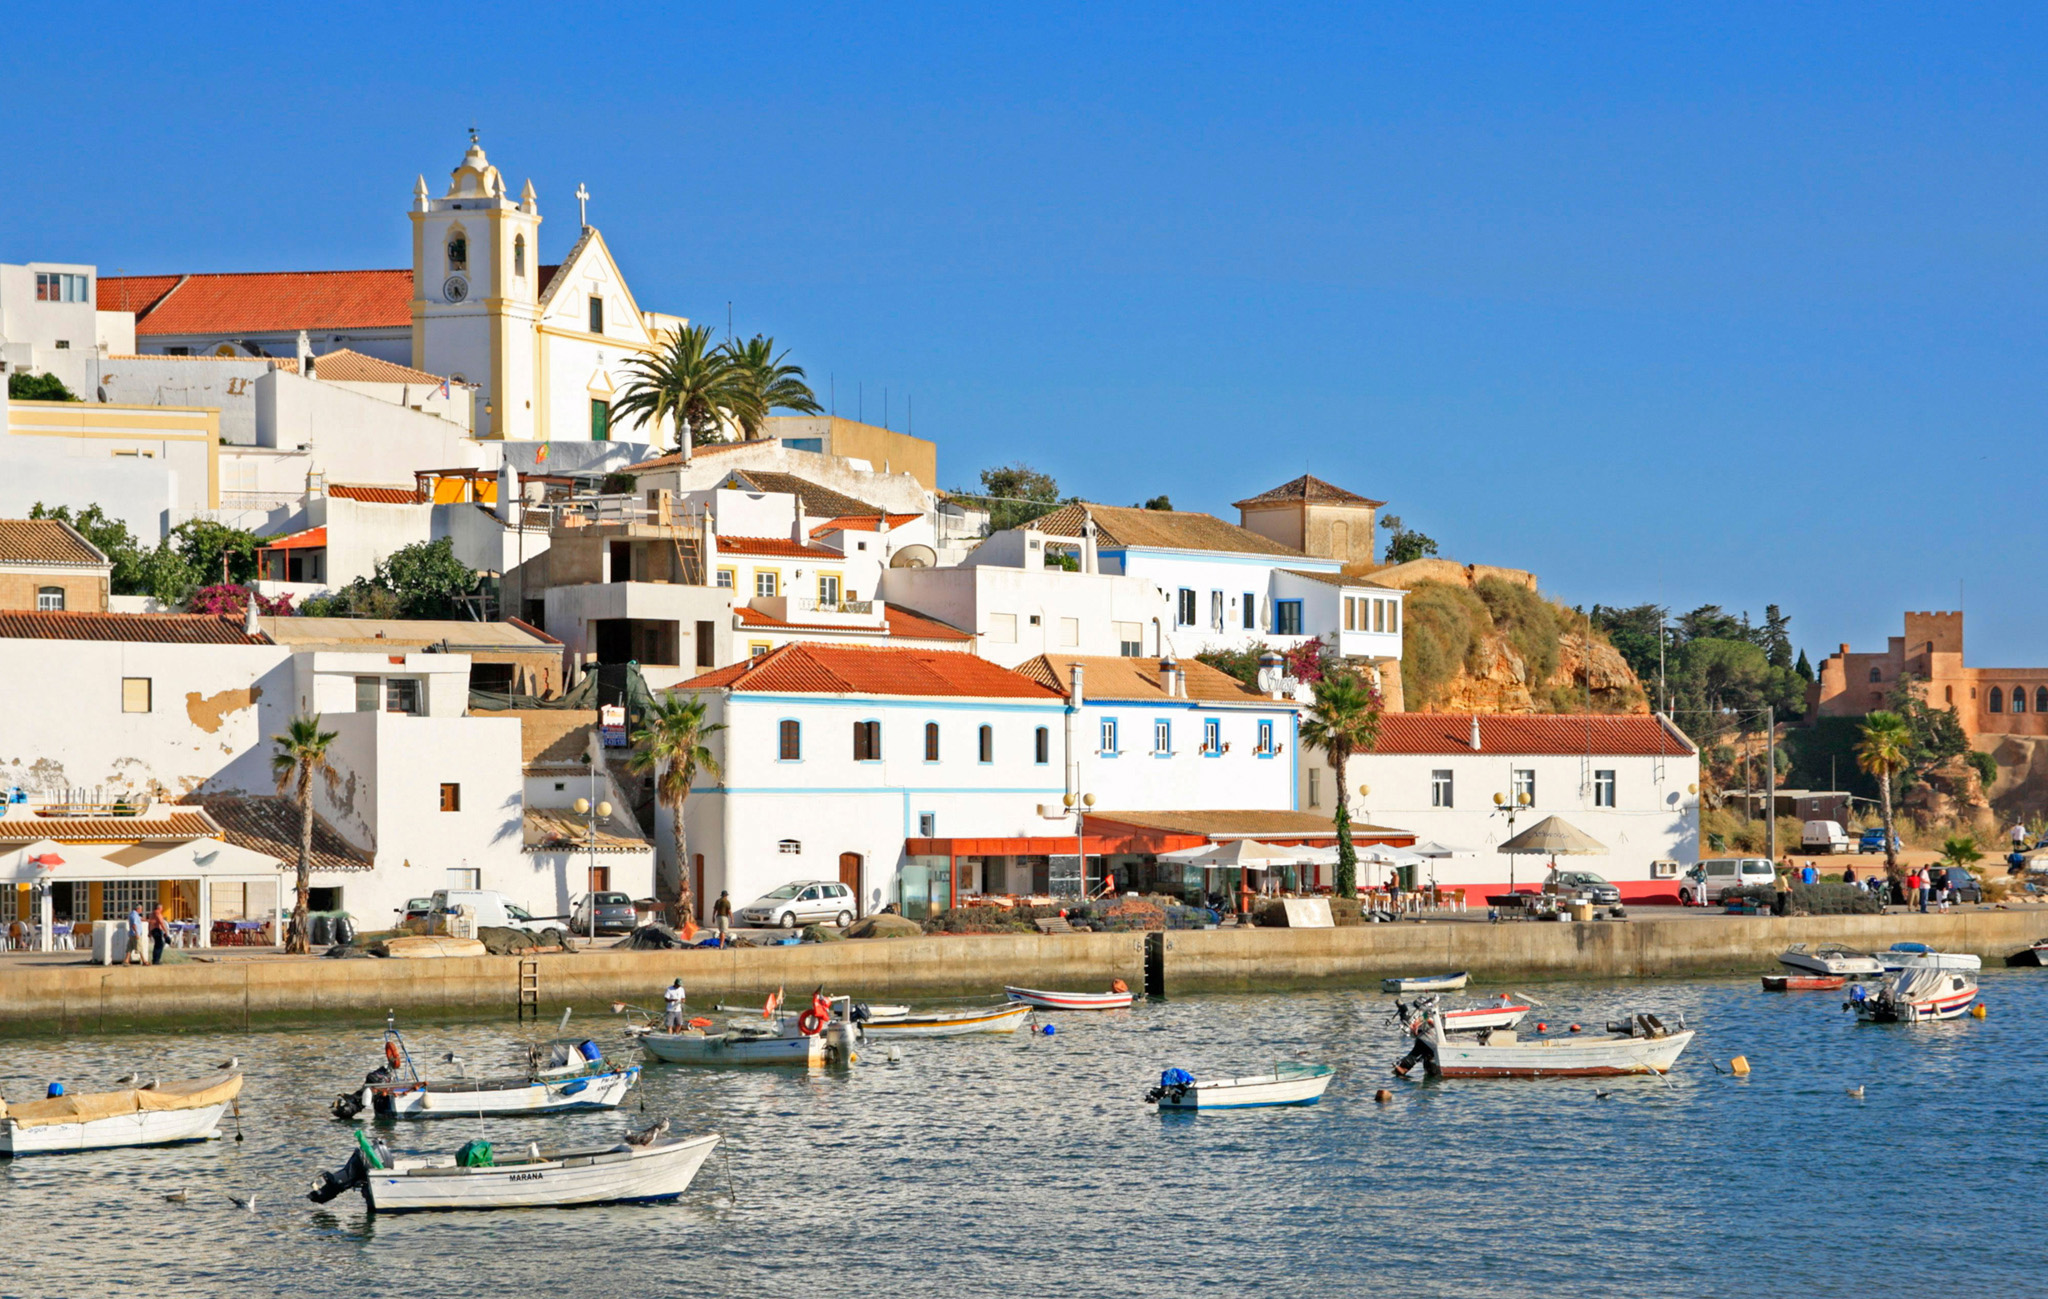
[2,972,2040,1298]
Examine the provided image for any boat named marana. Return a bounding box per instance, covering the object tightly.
[1392,998,1693,1079]
[310,1127,720,1212]
[2,1073,243,1157]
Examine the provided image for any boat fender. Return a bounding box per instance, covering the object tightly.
[1110,979,1129,994]
[1534,1022,1546,1033]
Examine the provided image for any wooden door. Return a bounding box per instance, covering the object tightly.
[588,866,611,893]
[838,853,863,916]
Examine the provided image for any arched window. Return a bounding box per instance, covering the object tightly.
[977,725,993,764]
[1989,687,2004,714]
[446,231,468,271]
[1868,667,1882,683]
[35,586,63,611]
[513,234,526,276]
[2036,687,2047,714]
[924,722,940,763]
[2015,688,2028,715]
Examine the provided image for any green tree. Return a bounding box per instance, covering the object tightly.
[1795,648,1814,682]
[8,371,79,402]
[170,519,263,588]
[954,462,1062,533]
[1855,711,1913,881]
[1939,834,1983,871]
[1677,604,1744,642]
[1299,669,1383,896]
[1137,494,1173,511]
[722,334,821,439]
[1760,604,1793,669]
[1966,749,1999,794]
[270,714,338,955]
[28,502,150,593]
[374,537,478,617]
[613,324,756,450]
[628,693,726,922]
[1378,513,1438,564]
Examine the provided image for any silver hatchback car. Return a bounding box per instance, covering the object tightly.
[738,880,857,929]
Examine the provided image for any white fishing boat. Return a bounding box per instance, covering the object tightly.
[1145,1063,1334,1110]
[857,1003,1033,1038]
[716,1001,910,1020]
[1,1073,243,1157]
[1393,1000,1692,1079]
[1381,972,1469,994]
[625,993,858,1067]
[1873,943,1981,973]
[332,1016,637,1120]
[1778,943,1884,977]
[1846,969,1979,1023]
[310,1128,719,1212]
[1438,995,1533,1033]
[1005,983,1134,1011]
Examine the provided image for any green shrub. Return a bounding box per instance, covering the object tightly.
[1474,577,1560,684]
[1401,581,1490,708]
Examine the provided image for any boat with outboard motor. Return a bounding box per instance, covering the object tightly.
[1845,969,1979,1023]
[1144,1063,1334,1110]
[1005,983,1133,1011]
[623,992,859,1067]
[2,1072,244,1157]
[309,1125,719,1212]
[332,1013,637,1120]
[1873,943,1981,973]
[1391,997,1693,1079]
[1778,944,1883,977]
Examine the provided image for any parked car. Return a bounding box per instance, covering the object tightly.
[1681,857,1778,905]
[569,891,638,936]
[737,880,857,929]
[1801,820,1852,854]
[1930,866,1983,904]
[1859,829,1903,854]
[1543,870,1621,906]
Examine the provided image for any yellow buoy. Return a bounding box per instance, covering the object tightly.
[1729,1056,1751,1075]
[1970,1004,1988,1019]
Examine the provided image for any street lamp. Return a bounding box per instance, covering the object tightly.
[1354,782,1371,894]
[1063,791,1097,898]
[573,795,614,941]
[1493,790,1533,891]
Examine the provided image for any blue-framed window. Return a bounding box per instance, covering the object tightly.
[777,719,801,761]
[1100,717,1119,755]
[853,719,882,762]
[924,721,941,762]
[1274,599,1303,636]
[978,724,994,764]
[1153,718,1172,756]
[1201,717,1222,756]
[1256,719,1275,756]
[1034,726,1050,764]
[917,811,937,837]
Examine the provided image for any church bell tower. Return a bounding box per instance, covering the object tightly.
[410,135,542,440]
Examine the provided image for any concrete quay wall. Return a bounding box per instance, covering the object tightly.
[4,911,2048,1036]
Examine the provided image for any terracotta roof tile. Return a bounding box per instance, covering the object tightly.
[733,604,972,642]
[1014,654,1269,703]
[1031,503,1306,558]
[259,526,326,551]
[1232,474,1385,510]
[0,611,269,645]
[0,519,109,568]
[180,795,373,871]
[327,484,426,505]
[286,349,452,386]
[810,513,921,536]
[1369,714,1693,757]
[101,269,413,337]
[680,643,1059,699]
[713,535,840,559]
[96,275,184,318]
[717,471,882,518]
[621,442,752,472]
[1278,568,1355,587]
[0,811,221,844]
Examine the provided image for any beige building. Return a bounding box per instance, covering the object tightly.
[1811,610,2048,739]
[0,519,110,612]
[1233,475,1383,567]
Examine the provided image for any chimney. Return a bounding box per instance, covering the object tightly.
[1159,655,1177,699]
[702,511,719,579]
[792,498,808,544]
[242,590,260,637]
[496,461,521,526]
[295,330,311,372]
[1469,715,1482,751]
[1081,508,1099,575]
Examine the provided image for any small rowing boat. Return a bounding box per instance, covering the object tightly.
[1005,983,1133,1011]
[1,1073,243,1157]
[1381,972,1469,994]
[1392,998,1692,1079]
[310,1127,719,1212]
[1762,974,1847,991]
[1145,1063,1334,1110]
[858,1003,1033,1039]
[1846,970,1978,1023]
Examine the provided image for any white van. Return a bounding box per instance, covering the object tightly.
[1801,821,1851,854]
[429,889,556,934]
[1681,858,1778,905]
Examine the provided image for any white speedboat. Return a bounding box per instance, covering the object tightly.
[1005,984,1134,1011]
[1847,969,1978,1023]
[1381,972,1469,994]
[1779,943,1884,977]
[1145,1063,1334,1110]
[858,1003,1033,1038]
[1393,1000,1692,1079]
[332,1019,637,1120]
[1,1074,243,1157]
[310,1128,719,1212]
[1874,943,1981,973]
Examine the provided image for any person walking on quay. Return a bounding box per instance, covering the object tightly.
[147,904,169,965]
[1801,861,1818,886]
[712,890,733,938]
[663,978,687,1032]
[123,906,146,966]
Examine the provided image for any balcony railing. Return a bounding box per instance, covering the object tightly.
[794,598,874,615]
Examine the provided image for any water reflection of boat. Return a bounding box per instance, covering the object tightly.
[1145,1063,1334,1109]
[310,1128,720,1212]
[332,1016,637,1120]
[1392,999,1692,1079]
[1,1074,243,1157]
[1845,970,1978,1023]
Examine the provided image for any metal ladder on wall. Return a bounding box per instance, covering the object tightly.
[517,958,540,1022]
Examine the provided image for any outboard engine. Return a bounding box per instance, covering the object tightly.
[330,1087,370,1121]
[308,1150,368,1204]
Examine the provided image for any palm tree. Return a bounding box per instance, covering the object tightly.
[723,334,821,440]
[271,714,337,954]
[1854,711,1913,885]
[1299,668,1383,897]
[628,693,726,923]
[612,325,758,450]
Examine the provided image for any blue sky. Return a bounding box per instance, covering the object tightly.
[7,4,2047,662]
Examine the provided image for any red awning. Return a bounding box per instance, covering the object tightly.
[260,527,327,551]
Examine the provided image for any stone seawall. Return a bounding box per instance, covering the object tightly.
[5,911,2047,1036]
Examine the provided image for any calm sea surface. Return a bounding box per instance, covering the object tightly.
[2,971,2040,1298]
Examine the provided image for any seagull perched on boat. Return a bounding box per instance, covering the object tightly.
[114,1071,140,1086]
[624,1118,669,1147]
[164,1189,189,1204]
[139,1078,160,1091]
[227,1193,257,1212]
[215,1056,239,1071]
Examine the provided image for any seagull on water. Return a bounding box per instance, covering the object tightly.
[1594,1090,1613,1100]
[1847,1085,1865,1099]
[227,1193,257,1212]
[164,1189,189,1204]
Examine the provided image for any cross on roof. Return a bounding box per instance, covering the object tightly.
[576,183,590,229]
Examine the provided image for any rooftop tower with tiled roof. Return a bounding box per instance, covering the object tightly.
[1233,473,1384,567]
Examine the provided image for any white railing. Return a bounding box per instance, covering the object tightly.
[794,598,874,615]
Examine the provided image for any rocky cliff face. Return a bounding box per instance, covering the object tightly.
[1419,631,1648,715]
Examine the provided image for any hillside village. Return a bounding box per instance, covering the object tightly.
[0,137,2023,952]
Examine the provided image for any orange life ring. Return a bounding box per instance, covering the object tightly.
[384,1041,402,1070]
[798,1009,827,1036]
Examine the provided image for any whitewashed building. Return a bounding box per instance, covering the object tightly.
[879,562,1172,667]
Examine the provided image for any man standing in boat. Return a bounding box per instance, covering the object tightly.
[663,979,687,1032]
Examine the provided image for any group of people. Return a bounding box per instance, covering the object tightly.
[1778,859,1955,911]
[122,905,172,965]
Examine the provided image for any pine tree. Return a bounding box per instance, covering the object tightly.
[1795,648,1813,682]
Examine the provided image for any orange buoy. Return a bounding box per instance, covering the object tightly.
[1374,1089,1393,1104]
[1569,1024,1582,1033]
